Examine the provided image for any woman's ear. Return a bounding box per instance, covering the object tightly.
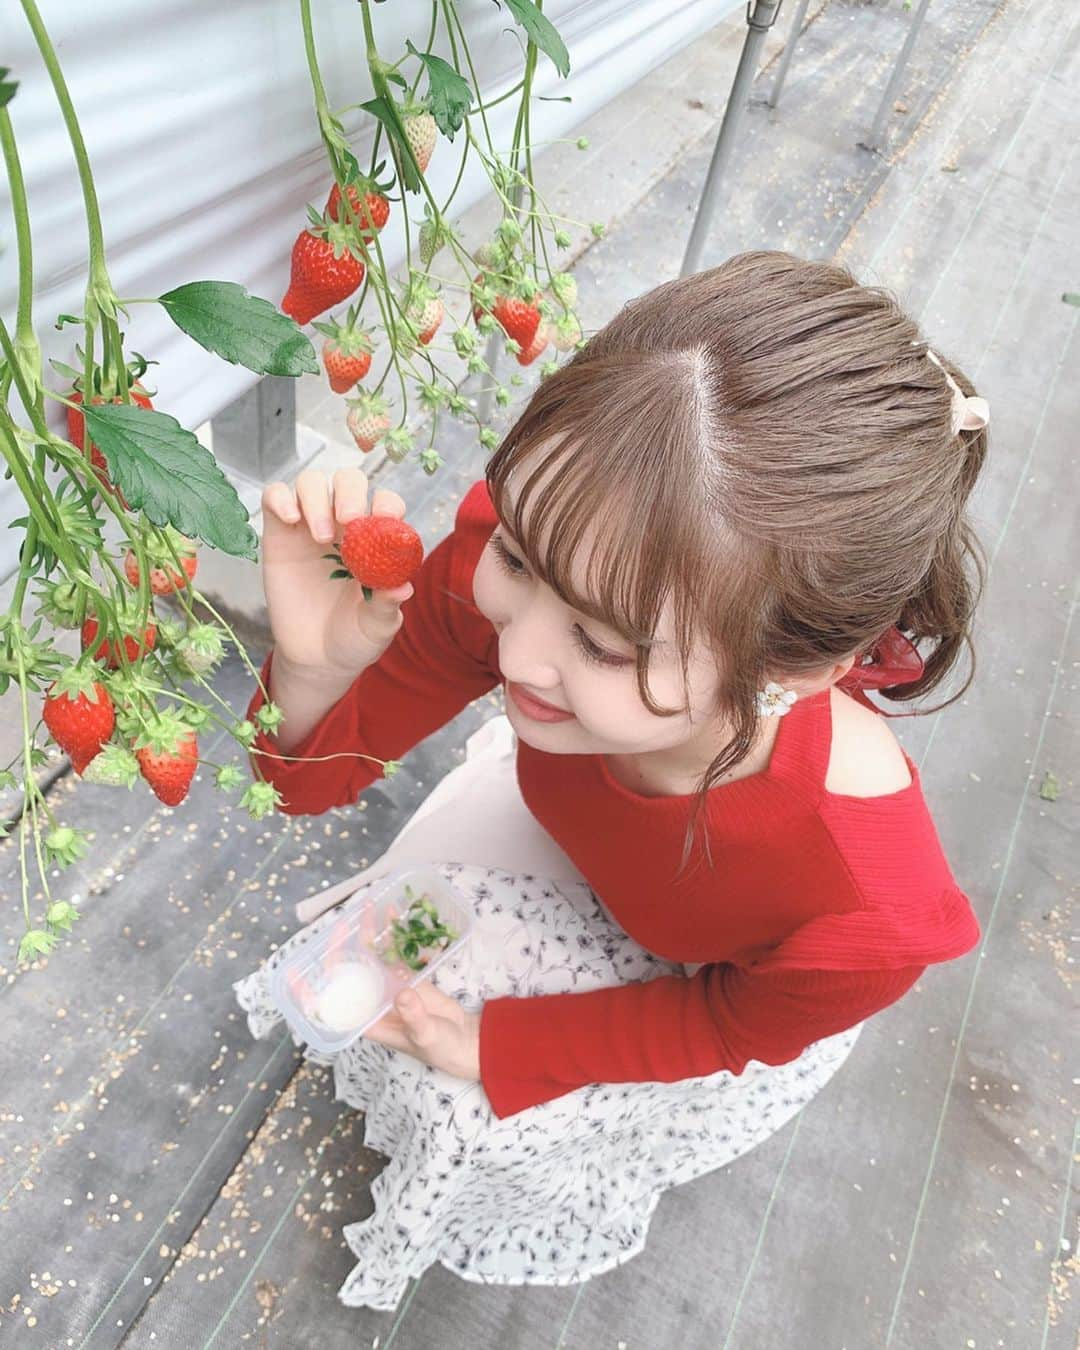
[783,655,858,701]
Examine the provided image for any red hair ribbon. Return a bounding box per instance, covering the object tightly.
[835,626,925,714]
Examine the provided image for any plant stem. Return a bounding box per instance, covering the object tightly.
[18,0,112,295]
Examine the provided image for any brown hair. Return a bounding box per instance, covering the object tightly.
[484,251,989,875]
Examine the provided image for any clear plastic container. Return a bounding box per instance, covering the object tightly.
[270,865,473,1054]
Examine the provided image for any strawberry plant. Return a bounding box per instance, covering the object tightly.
[1,0,592,966]
[294,0,596,473]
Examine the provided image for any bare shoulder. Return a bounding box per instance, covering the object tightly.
[825,686,913,797]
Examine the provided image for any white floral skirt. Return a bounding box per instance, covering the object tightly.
[234,718,862,1310]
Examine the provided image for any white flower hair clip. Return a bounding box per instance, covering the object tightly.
[921,345,990,436]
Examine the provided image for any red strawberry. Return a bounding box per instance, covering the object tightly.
[346,392,391,453]
[82,614,158,669]
[67,385,152,509]
[136,730,199,806]
[313,305,375,394]
[403,108,437,173]
[124,547,198,596]
[325,182,390,239]
[323,339,373,393]
[339,515,424,592]
[491,295,541,349]
[516,325,549,366]
[42,673,116,775]
[281,228,365,326]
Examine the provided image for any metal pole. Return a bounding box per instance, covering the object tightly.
[861,0,934,152]
[680,0,784,277]
[767,0,811,109]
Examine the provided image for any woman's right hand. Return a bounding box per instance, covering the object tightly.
[260,467,417,678]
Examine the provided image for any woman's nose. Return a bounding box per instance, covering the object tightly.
[495,613,561,688]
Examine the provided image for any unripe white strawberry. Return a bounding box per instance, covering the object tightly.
[404,109,437,173]
[346,392,392,453]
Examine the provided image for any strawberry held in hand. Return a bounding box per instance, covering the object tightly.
[42,669,116,774]
[133,714,199,806]
[338,515,424,601]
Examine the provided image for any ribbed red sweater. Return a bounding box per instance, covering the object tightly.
[248,481,981,1118]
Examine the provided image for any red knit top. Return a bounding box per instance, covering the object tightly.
[247,481,981,1118]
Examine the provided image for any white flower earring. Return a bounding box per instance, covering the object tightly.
[755,681,798,718]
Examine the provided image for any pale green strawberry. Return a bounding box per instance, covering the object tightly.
[346,391,392,453]
[81,743,140,788]
[175,622,226,676]
[549,272,578,308]
[403,106,437,172]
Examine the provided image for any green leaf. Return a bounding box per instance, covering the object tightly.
[405,41,472,138]
[502,0,570,77]
[360,96,422,193]
[158,282,318,377]
[0,68,18,110]
[1037,770,1060,801]
[1062,293,1080,308]
[78,403,258,558]
[18,928,56,962]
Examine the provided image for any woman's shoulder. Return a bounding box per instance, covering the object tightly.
[446,479,497,604]
[824,685,914,798]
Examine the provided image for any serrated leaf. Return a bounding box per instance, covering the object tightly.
[502,0,570,77]
[406,41,472,138]
[158,282,318,377]
[79,403,258,558]
[360,96,422,193]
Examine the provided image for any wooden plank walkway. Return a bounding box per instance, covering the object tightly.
[1,2,1075,1347]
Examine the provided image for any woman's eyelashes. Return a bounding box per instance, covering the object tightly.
[487,534,630,670]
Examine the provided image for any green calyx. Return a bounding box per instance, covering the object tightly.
[80,742,139,788]
[239,780,282,819]
[43,824,90,867]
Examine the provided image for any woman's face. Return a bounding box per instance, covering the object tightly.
[471,495,724,758]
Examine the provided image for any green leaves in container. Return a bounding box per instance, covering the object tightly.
[406,41,472,137]
[500,0,570,78]
[78,403,258,559]
[158,282,318,377]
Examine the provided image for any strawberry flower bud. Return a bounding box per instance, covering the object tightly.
[240,781,282,820]
[234,719,257,748]
[254,702,285,734]
[44,824,90,868]
[215,764,245,791]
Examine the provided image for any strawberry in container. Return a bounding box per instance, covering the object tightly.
[271,866,472,1054]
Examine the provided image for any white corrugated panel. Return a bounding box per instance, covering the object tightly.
[0,0,728,577]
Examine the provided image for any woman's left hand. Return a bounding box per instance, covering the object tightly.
[363,980,481,1081]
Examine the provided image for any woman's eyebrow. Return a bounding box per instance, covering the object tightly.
[494,510,669,649]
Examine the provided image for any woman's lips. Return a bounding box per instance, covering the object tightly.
[507,681,575,722]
